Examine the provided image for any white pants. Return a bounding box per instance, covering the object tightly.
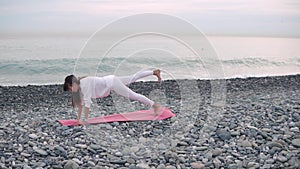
[110,70,155,106]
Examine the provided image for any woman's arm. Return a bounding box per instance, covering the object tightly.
[84,107,90,121]
[76,106,90,125]
[77,107,90,125]
[77,105,83,122]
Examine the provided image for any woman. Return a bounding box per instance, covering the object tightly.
[63,69,161,124]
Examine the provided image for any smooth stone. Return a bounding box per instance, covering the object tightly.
[158,143,167,150]
[263,164,272,169]
[21,152,31,157]
[195,146,208,151]
[165,138,176,146]
[34,148,48,156]
[228,164,238,169]
[216,129,231,141]
[115,152,123,157]
[258,131,272,140]
[190,162,205,169]
[165,166,176,169]
[213,158,222,168]
[288,157,300,166]
[31,162,46,167]
[17,145,23,152]
[202,158,209,163]
[75,144,87,149]
[23,164,32,169]
[231,131,240,136]
[291,139,300,148]
[16,127,27,133]
[64,160,79,169]
[204,152,213,160]
[136,163,150,169]
[247,162,257,168]
[72,132,85,137]
[277,155,288,163]
[157,164,166,169]
[87,161,95,167]
[126,158,135,164]
[29,134,38,139]
[261,128,273,133]
[89,144,102,150]
[295,122,300,127]
[212,148,223,157]
[1,157,5,163]
[267,141,283,148]
[130,146,139,153]
[241,140,252,147]
[258,153,267,160]
[177,141,189,146]
[72,158,82,164]
[121,148,132,156]
[265,159,275,164]
[54,146,67,157]
[290,127,299,132]
[28,141,36,147]
[268,147,281,155]
[231,152,240,158]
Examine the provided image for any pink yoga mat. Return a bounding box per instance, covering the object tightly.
[58,107,175,126]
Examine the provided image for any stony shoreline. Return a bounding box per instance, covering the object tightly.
[0,75,299,169]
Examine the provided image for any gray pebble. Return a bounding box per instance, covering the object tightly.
[195,146,208,151]
[231,131,240,136]
[216,129,231,141]
[277,155,288,163]
[291,139,300,148]
[190,162,205,169]
[267,141,283,148]
[165,165,176,169]
[241,140,252,147]
[64,160,79,169]
[34,148,48,156]
[157,164,166,169]
[89,144,102,150]
[87,161,95,167]
[212,148,223,157]
[265,159,275,164]
[28,134,38,139]
[136,163,150,169]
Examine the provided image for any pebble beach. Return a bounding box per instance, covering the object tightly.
[0,75,299,169]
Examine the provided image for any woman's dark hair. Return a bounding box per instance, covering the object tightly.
[63,75,79,91]
[63,75,82,107]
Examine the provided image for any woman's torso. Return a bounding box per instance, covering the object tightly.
[80,75,115,98]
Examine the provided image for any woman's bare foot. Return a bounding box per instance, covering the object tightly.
[77,120,88,126]
[153,69,162,82]
[152,103,160,116]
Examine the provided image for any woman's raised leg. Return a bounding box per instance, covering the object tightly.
[119,69,161,85]
[111,76,155,106]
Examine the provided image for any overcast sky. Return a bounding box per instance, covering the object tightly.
[0,0,299,36]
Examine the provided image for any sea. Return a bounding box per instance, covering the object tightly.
[0,33,299,86]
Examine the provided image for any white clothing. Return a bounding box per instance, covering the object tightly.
[79,70,155,108]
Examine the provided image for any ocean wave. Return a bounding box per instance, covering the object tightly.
[0,58,75,75]
[0,56,299,85]
[221,57,300,68]
[0,56,298,75]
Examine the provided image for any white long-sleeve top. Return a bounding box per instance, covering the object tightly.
[79,75,114,108]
